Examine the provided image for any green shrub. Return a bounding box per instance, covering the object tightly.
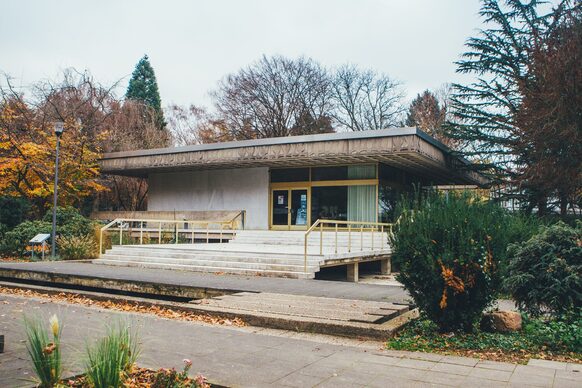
[0,222,7,241]
[497,213,542,278]
[522,311,582,353]
[504,221,582,318]
[0,207,99,258]
[42,206,95,237]
[24,314,62,388]
[85,323,139,388]
[387,313,581,355]
[0,196,31,228]
[0,220,52,256]
[57,234,98,260]
[391,191,520,332]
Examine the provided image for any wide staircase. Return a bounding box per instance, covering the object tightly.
[94,230,389,279]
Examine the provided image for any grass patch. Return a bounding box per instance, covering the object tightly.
[387,316,581,364]
[84,323,139,388]
[24,314,62,387]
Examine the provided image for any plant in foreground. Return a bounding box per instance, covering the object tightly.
[390,191,522,332]
[152,358,209,388]
[84,322,139,388]
[24,314,62,387]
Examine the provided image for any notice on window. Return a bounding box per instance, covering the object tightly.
[296,194,308,225]
[278,195,285,205]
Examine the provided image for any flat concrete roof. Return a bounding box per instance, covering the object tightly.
[100,127,487,186]
[103,127,445,159]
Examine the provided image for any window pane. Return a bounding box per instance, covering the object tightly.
[311,166,348,181]
[312,165,376,181]
[270,168,309,182]
[311,186,348,222]
[347,185,376,223]
[347,165,376,179]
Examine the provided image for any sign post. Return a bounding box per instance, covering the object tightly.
[29,234,51,261]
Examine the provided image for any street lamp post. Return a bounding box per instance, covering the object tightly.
[51,121,64,258]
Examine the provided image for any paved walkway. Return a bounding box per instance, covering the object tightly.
[0,261,408,302]
[1,294,580,387]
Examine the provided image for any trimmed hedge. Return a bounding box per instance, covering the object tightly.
[391,191,538,332]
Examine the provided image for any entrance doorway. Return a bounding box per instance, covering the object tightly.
[271,188,309,229]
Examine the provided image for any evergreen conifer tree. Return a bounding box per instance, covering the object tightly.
[446,0,580,214]
[126,55,165,128]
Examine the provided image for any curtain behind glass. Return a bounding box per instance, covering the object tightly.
[347,165,376,179]
[347,185,376,222]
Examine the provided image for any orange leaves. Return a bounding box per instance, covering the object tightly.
[0,286,246,328]
[440,261,466,294]
[438,260,467,310]
[439,289,448,310]
[0,101,105,208]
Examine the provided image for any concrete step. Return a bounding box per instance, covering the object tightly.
[107,245,323,259]
[104,250,322,265]
[93,259,315,279]
[98,254,320,272]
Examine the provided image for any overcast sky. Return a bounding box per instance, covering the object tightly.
[1,0,485,108]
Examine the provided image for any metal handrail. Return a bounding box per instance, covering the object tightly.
[229,210,246,230]
[99,216,241,254]
[303,219,393,273]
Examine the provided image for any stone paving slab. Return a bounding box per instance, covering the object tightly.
[0,281,412,340]
[196,292,407,323]
[1,294,580,387]
[217,291,406,311]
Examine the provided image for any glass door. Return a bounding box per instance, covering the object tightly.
[290,189,308,228]
[272,190,289,226]
[271,188,309,229]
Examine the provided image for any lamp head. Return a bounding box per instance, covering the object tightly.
[54,121,64,137]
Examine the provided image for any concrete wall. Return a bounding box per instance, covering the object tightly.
[148,167,269,230]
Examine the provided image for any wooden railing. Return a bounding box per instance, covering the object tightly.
[303,219,393,272]
[99,210,246,254]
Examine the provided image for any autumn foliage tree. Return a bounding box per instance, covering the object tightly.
[165,104,233,145]
[0,70,170,216]
[405,88,457,148]
[0,72,108,215]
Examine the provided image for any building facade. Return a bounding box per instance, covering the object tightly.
[99,128,486,230]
